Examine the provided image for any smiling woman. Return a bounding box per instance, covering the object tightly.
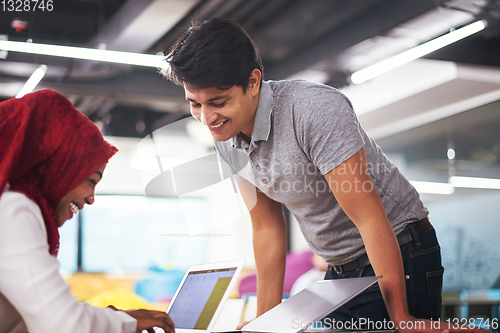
[54,164,105,227]
[0,90,175,333]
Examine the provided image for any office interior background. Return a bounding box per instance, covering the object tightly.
[1,0,500,323]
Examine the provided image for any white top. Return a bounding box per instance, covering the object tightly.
[0,190,137,333]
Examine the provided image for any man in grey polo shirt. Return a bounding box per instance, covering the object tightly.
[162,18,454,332]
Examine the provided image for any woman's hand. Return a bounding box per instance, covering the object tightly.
[237,319,254,330]
[124,309,175,333]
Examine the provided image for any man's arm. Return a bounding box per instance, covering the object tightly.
[325,147,488,333]
[237,180,288,317]
[323,146,410,324]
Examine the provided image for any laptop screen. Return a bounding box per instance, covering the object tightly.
[168,267,238,329]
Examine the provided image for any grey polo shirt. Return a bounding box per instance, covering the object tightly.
[215,80,428,265]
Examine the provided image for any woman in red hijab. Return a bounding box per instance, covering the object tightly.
[0,90,175,333]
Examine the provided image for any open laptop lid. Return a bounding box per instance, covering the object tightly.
[166,259,245,333]
[242,276,382,333]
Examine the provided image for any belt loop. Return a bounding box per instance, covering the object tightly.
[409,223,421,246]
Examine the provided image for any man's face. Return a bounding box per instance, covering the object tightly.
[184,69,261,142]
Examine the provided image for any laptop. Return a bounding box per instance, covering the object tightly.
[162,261,380,333]
[165,260,245,333]
[240,276,381,333]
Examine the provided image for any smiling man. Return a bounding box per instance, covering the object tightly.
[162,18,467,333]
[185,83,259,143]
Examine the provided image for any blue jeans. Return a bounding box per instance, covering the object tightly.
[323,228,444,327]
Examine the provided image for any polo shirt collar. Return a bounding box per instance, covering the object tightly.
[231,81,273,149]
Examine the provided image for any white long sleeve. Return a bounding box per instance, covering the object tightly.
[0,191,137,333]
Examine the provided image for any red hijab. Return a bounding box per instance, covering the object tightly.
[0,89,118,256]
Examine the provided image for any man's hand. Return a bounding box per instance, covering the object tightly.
[124,309,175,333]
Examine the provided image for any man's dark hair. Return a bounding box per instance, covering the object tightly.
[162,18,263,92]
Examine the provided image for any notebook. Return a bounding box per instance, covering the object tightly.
[165,260,245,333]
[240,276,382,333]
[163,264,380,333]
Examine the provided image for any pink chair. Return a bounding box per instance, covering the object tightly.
[238,250,314,296]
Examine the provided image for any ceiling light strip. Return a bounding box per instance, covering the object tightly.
[351,20,487,84]
[449,176,500,190]
[16,64,47,99]
[0,40,167,69]
[410,180,455,195]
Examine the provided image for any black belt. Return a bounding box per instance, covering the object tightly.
[331,217,433,274]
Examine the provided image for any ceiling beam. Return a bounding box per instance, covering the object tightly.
[264,0,442,80]
[0,68,185,111]
[90,0,198,53]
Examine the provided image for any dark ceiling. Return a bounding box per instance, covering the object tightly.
[0,0,126,44]
[1,0,500,141]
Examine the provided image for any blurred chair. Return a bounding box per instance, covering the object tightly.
[238,250,314,297]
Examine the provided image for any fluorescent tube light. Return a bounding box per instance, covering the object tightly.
[0,40,167,69]
[16,64,47,98]
[449,176,500,189]
[410,180,455,195]
[351,20,487,84]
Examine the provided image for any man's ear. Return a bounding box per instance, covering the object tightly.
[248,69,261,95]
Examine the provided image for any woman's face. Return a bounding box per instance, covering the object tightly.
[54,164,106,227]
